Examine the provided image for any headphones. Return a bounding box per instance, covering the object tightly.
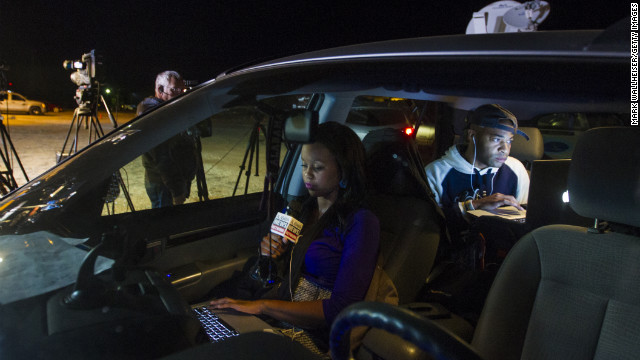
[472,135,476,145]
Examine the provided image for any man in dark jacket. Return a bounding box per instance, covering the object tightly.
[137,71,196,208]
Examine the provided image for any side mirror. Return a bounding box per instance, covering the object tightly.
[284,110,318,144]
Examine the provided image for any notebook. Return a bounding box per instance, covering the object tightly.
[468,206,526,222]
[468,159,591,229]
[191,302,280,343]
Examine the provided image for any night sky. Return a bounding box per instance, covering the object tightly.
[0,1,629,108]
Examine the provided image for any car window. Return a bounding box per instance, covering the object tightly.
[0,93,6,101]
[586,113,625,127]
[343,95,448,164]
[12,94,25,102]
[534,112,625,132]
[535,113,587,131]
[101,95,306,215]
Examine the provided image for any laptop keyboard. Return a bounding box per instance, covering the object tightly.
[193,306,240,342]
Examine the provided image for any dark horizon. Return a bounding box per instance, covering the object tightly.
[0,1,629,109]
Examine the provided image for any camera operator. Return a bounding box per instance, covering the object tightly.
[137,71,196,208]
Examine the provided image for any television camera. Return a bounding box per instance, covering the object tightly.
[63,50,100,113]
[60,50,117,160]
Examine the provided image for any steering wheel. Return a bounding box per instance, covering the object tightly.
[329,301,484,360]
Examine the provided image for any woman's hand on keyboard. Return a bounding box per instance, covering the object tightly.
[209,297,264,315]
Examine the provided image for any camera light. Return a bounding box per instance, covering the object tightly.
[63,59,85,70]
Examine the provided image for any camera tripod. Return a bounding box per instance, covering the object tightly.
[58,95,117,161]
[59,95,135,212]
[0,63,29,195]
[0,116,29,195]
[233,116,267,196]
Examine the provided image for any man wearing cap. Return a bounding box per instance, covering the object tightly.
[137,71,197,208]
[425,104,530,245]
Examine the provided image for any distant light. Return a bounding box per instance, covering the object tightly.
[73,61,84,69]
[562,190,570,203]
[404,127,414,136]
[0,257,3,263]
[105,89,111,94]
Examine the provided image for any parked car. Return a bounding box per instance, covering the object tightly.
[0,18,634,360]
[45,102,64,113]
[0,91,47,115]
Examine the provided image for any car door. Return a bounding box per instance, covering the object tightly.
[90,94,312,303]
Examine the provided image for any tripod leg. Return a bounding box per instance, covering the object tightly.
[254,126,260,176]
[195,137,208,201]
[0,145,17,190]
[72,114,85,154]
[0,174,12,195]
[115,171,135,212]
[89,114,105,144]
[100,95,118,127]
[0,123,29,183]
[233,126,258,196]
[243,127,259,195]
[59,109,80,162]
[254,123,268,176]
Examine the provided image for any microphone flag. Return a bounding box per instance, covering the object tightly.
[270,212,303,243]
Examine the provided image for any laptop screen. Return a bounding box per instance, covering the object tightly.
[526,159,592,229]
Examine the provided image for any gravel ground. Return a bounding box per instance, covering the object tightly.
[0,109,134,188]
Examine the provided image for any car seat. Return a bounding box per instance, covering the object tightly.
[472,126,640,359]
[362,128,446,305]
[509,126,544,172]
[330,126,640,360]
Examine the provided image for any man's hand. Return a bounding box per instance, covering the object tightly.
[260,233,288,258]
[472,193,524,211]
[172,194,186,205]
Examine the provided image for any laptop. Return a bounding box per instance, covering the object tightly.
[524,159,592,229]
[468,159,592,229]
[190,301,280,343]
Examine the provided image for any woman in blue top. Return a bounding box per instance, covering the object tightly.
[209,121,380,354]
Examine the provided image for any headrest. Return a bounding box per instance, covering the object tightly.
[568,127,640,228]
[363,128,430,199]
[510,127,544,164]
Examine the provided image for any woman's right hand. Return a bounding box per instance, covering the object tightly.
[260,233,287,258]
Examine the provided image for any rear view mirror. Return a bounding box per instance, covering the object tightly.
[284,110,318,144]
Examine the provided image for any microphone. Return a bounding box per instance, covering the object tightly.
[250,211,304,286]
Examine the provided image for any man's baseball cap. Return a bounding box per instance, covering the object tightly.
[466,104,529,140]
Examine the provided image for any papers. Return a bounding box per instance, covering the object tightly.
[468,206,527,221]
[0,231,114,305]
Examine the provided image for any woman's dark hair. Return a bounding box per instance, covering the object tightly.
[311,121,368,227]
